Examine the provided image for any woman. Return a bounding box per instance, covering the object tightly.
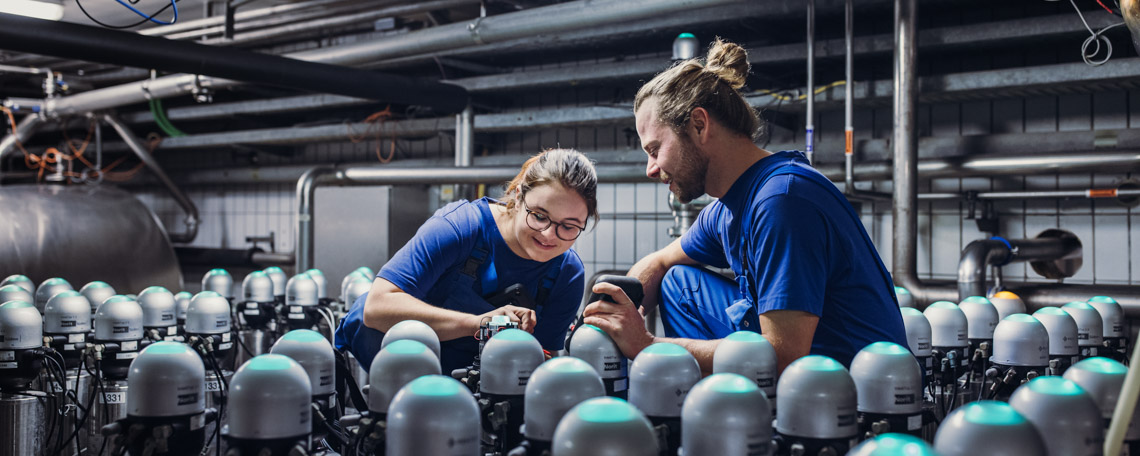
[335,148,597,373]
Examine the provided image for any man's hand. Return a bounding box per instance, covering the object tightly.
[582,281,656,359]
[471,305,536,333]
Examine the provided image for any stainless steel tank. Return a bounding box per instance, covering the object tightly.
[86,379,129,455]
[0,392,45,456]
[0,185,182,292]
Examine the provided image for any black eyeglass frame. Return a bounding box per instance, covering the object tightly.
[520,199,586,241]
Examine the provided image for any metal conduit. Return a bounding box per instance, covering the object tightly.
[0,114,44,164]
[37,0,741,118]
[294,164,648,271]
[957,236,1082,300]
[102,114,200,243]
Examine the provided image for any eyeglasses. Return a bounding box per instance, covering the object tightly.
[521,200,586,241]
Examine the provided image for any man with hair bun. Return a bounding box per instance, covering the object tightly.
[583,38,906,374]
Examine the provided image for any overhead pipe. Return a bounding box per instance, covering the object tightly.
[163,0,396,41]
[0,15,469,115]
[294,164,648,271]
[102,114,200,244]
[37,0,741,118]
[957,234,1082,300]
[0,113,44,164]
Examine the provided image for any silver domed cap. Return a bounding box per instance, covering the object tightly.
[263,267,287,297]
[285,273,318,307]
[1033,307,1079,356]
[242,271,274,303]
[1062,302,1105,348]
[776,355,857,440]
[343,277,371,308]
[127,342,206,417]
[524,357,604,441]
[959,296,999,340]
[0,285,34,310]
[568,324,626,380]
[895,286,914,308]
[80,281,116,314]
[712,331,777,403]
[0,275,34,293]
[1009,376,1103,456]
[304,269,327,299]
[851,342,923,415]
[923,301,968,348]
[0,301,43,349]
[174,292,192,320]
[480,328,544,396]
[900,307,932,357]
[94,295,144,341]
[137,286,177,329]
[551,397,658,456]
[680,373,772,456]
[44,290,91,333]
[368,339,441,413]
[184,291,231,335]
[380,320,441,359]
[36,277,74,312]
[386,375,480,456]
[933,401,1046,456]
[341,271,369,302]
[227,354,312,439]
[628,342,700,418]
[1063,357,1140,442]
[1088,296,1125,338]
[271,329,336,397]
[992,314,1049,366]
[201,269,234,299]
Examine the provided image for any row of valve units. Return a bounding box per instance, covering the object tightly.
[0,268,1137,456]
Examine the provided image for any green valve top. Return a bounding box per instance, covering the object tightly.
[385,339,428,355]
[264,267,284,274]
[248,354,294,371]
[962,401,1026,426]
[1034,307,1068,317]
[545,357,592,374]
[854,433,937,456]
[706,373,759,394]
[206,269,230,276]
[85,281,111,288]
[725,331,765,343]
[642,342,689,356]
[1027,376,1086,396]
[0,300,34,309]
[409,375,463,397]
[103,295,135,305]
[4,274,30,281]
[196,291,223,299]
[677,32,696,39]
[961,296,992,304]
[863,341,910,356]
[899,307,923,316]
[248,271,267,278]
[55,290,82,298]
[795,355,844,372]
[1004,313,1038,323]
[494,328,535,342]
[1073,357,1127,375]
[43,277,71,286]
[354,267,375,277]
[305,269,324,277]
[281,329,324,343]
[576,397,638,423]
[141,286,170,294]
[145,341,193,355]
[894,286,911,295]
[928,301,958,309]
[1089,296,1118,304]
[1063,301,1095,310]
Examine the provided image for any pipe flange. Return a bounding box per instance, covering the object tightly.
[1115,180,1140,208]
[1030,229,1082,280]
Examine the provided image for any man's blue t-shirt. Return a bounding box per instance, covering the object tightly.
[337,197,585,372]
[680,151,907,365]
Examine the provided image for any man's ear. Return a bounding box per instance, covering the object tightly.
[689,107,711,143]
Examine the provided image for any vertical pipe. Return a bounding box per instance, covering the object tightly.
[805,0,815,165]
[844,0,855,193]
[892,0,920,300]
[455,105,474,167]
[295,167,342,273]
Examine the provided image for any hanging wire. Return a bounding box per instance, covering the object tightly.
[1070,0,1128,66]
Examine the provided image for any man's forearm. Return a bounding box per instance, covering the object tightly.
[653,336,721,376]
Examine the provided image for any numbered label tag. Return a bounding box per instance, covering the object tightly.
[120,341,138,352]
[205,380,221,392]
[116,352,138,360]
[101,392,126,404]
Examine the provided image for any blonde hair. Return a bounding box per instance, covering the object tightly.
[634,37,763,141]
[504,148,598,226]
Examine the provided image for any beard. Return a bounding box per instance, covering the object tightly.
[662,136,708,204]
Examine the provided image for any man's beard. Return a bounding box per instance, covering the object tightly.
[662,136,708,204]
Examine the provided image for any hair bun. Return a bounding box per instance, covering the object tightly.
[704,37,749,90]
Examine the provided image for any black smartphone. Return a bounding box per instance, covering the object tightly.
[485,282,537,310]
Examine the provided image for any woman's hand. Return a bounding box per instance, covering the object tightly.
[470,305,536,333]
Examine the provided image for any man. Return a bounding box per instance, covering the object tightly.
[582,38,906,374]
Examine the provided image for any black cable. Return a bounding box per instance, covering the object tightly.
[75,0,180,30]
[58,354,95,454]
[96,360,110,456]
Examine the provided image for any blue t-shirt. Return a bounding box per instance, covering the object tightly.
[337,197,584,372]
[680,151,907,365]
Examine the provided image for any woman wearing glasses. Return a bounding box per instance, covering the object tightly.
[336,148,598,373]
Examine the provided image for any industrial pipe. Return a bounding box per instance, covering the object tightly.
[103,114,200,244]
[957,235,1082,300]
[456,105,474,167]
[844,0,854,192]
[174,247,294,268]
[294,164,648,271]
[0,113,43,165]
[805,0,816,165]
[0,14,469,114]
